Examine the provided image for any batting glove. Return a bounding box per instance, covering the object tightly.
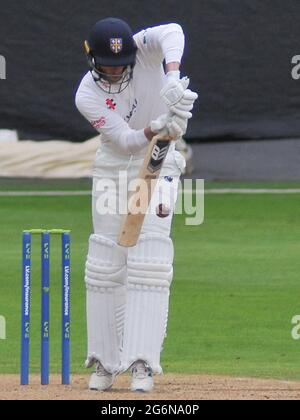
[150,114,169,135]
[167,114,190,139]
[170,89,198,119]
[160,76,190,107]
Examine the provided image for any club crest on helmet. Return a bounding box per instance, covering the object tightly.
[110,38,123,54]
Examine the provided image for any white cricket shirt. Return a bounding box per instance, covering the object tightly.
[76,23,185,172]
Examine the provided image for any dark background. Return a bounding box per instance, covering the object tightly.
[0,0,300,142]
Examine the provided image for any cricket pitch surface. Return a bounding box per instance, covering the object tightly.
[1,374,300,400]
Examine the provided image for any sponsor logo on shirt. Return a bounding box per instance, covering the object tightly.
[91,116,106,129]
[106,98,117,110]
[125,99,138,122]
[143,30,148,44]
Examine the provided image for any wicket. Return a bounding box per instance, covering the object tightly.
[21,229,71,386]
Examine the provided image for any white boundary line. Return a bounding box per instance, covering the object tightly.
[0,189,300,197]
[0,191,91,197]
[203,189,300,194]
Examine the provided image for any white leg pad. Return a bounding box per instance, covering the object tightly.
[120,234,174,374]
[85,234,127,374]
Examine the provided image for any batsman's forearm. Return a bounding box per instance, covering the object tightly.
[165,62,180,73]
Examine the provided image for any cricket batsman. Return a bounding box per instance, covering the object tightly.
[75,17,198,392]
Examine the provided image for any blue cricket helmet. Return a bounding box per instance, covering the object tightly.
[85,18,137,68]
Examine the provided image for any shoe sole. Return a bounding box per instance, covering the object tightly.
[131,387,153,393]
[89,386,113,392]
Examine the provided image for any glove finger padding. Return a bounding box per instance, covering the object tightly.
[167,115,188,138]
[178,98,196,106]
[150,113,169,133]
[170,104,193,120]
[167,121,182,139]
[170,88,198,119]
[171,107,193,120]
[182,89,198,102]
[174,115,188,133]
[171,102,194,112]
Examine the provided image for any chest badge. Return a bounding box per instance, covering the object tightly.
[106,98,117,110]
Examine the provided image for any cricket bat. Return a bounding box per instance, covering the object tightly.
[118,134,172,247]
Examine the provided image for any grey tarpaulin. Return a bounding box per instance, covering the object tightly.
[0,0,300,141]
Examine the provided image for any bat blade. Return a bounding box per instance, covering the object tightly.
[118,134,172,247]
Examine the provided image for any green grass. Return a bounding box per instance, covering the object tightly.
[168,194,300,379]
[1,178,300,191]
[0,180,300,380]
[0,178,92,191]
[204,181,300,189]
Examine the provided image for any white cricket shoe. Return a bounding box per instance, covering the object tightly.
[89,361,115,392]
[131,360,153,392]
